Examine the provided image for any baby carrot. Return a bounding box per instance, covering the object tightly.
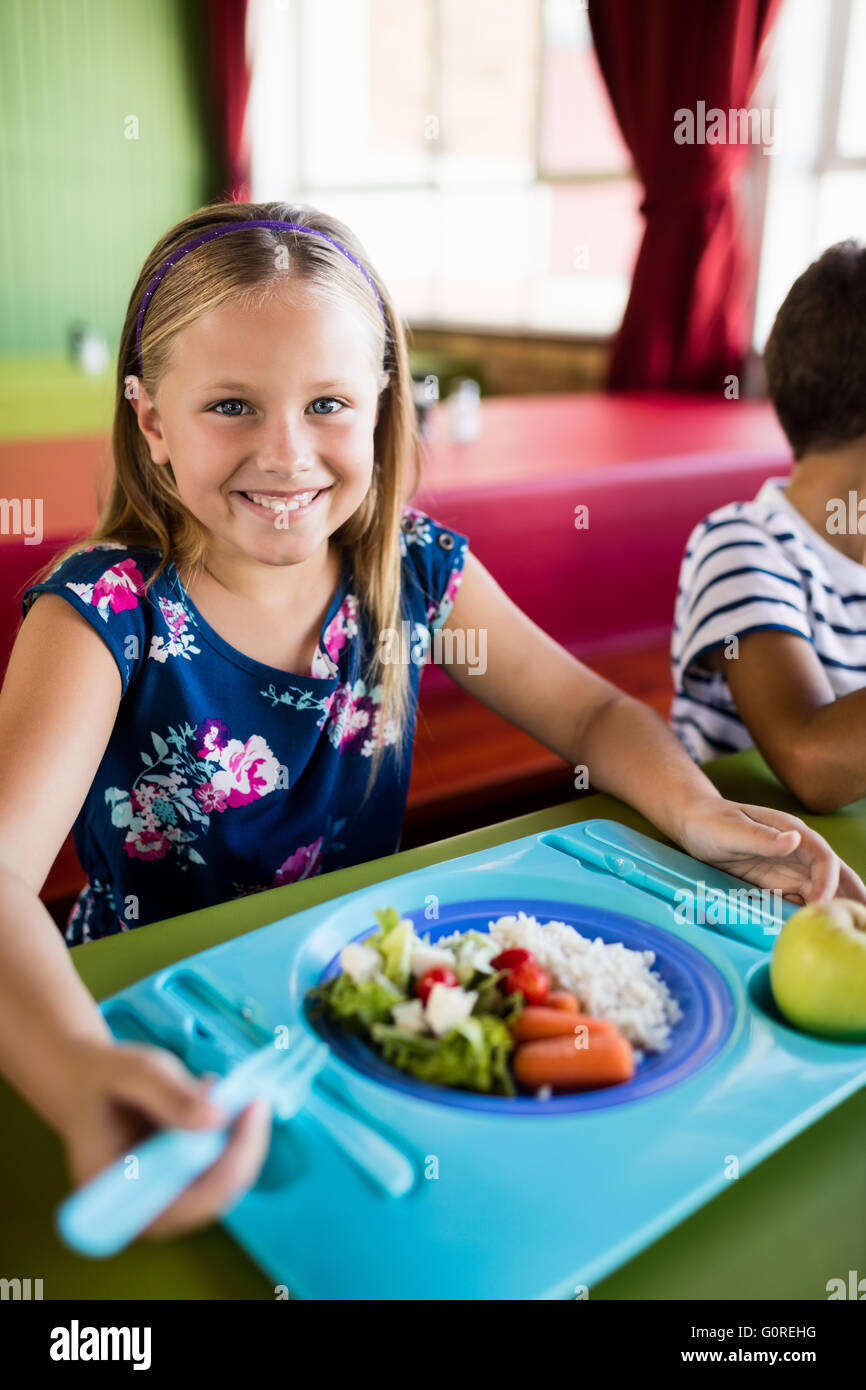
[546,990,580,1012]
[514,1029,635,1090]
[510,1006,616,1042]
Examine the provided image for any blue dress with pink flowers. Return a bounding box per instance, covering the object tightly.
[22,507,469,945]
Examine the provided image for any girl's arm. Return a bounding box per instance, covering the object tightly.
[703,630,866,813]
[436,553,866,903]
[0,595,270,1236]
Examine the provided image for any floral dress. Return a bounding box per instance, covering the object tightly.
[22,507,468,945]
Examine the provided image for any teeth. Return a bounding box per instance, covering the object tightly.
[245,491,317,511]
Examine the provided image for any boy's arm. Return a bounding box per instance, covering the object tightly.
[705,631,866,811]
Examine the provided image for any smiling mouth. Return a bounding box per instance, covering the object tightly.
[236,487,329,512]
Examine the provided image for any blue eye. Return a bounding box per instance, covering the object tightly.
[209,396,345,417]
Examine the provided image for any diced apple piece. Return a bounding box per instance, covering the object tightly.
[391,999,427,1034]
[409,942,457,977]
[339,942,382,984]
[425,983,478,1037]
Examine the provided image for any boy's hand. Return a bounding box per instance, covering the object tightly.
[59,1039,272,1239]
[676,798,866,906]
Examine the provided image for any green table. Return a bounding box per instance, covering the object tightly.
[3,751,864,1299]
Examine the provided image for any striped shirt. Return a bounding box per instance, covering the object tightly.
[671,477,866,763]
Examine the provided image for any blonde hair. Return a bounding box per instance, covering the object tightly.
[44,199,422,803]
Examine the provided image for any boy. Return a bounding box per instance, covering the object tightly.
[671,240,866,813]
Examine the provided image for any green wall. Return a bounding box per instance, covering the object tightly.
[0,0,216,357]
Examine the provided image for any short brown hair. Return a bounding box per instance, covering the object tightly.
[764,240,866,459]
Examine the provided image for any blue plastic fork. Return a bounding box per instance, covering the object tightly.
[55,1033,327,1257]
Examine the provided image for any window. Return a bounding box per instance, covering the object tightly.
[248,0,642,334]
[753,0,866,347]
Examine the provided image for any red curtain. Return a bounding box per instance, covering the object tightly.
[206,0,252,201]
[587,0,784,391]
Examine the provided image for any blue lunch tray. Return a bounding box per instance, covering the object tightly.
[98,818,866,1299]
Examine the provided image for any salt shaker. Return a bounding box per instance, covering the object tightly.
[449,378,481,443]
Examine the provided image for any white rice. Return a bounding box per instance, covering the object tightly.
[485,912,682,1054]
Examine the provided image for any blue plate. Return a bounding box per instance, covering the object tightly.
[308,897,735,1114]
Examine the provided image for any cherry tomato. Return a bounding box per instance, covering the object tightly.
[490,947,533,970]
[503,959,550,1005]
[416,966,459,1004]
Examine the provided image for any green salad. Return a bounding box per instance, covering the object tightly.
[306,908,524,1095]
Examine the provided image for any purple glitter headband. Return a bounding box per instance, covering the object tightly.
[134,219,386,374]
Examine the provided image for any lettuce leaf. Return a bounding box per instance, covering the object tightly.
[377,918,414,989]
[308,970,404,1031]
[473,968,524,1022]
[371,906,402,938]
[371,1012,516,1095]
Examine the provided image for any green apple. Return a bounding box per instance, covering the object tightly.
[770,899,866,1040]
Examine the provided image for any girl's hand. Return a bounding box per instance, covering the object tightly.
[675,798,866,906]
[59,1039,272,1239]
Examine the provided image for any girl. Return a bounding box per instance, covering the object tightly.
[0,200,861,1241]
